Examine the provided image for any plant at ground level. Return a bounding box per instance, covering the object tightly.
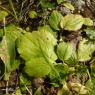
[0,0,95,95]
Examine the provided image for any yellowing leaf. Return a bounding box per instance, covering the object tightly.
[60,14,84,31]
[78,38,95,61]
[69,82,88,94]
[0,36,11,72]
[0,24,23,80]
[49,11,63,30]
[63,3,74,11]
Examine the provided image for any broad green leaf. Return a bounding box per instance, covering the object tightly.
[48,11,63,30]
[18,30,57,77]
[57,0,64,4]
[24,58,51,77]
[84,28,95,40]
[0,24,23,80]
[38,25,57,38]
[0,10,8,21]
[63,3,74,11]
[78,38,95,61]
[60,14,84,31]
[84,18,93,26]
[18,31,57,61]
[38,25,56,33]
[57,41,77,64]
[28,11,37,19]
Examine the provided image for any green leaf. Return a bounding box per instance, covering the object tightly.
[20,74,31,92]
[0,24,23,80]
[34,87,42,95]
[78,38,95,61]
[38,25,57,38]
[57,81,69,95]
[57,0,64,4]
[63,3,74,11]
[0,10,8,21]
[86,78,95,95]
[40,0,54,9]
[18,30,57,77]
[49,64,70,81]
[1,24,23,40]
[28,11,37,19]
[60,14,84,31]
[90,59,95,77]
[84,18,93,26]
[20,74,31,86]
[84,28,95,40]
[57,41,77,64]
[48,11,63,30]
[12,88,22,95]
[0,36,15,80]
[18,31,57,61]
[24,58,51,77]
[0,29,4,38]
[38,25,55,33]
[11,60,20,71]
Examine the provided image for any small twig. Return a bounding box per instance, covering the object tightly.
[20,78,32,95]
[0,88,14,92]
[19,0,27,17]
[8,0,18,20]
[25,85,32,95]
[87,69,91,80]
[6,81,9,94]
